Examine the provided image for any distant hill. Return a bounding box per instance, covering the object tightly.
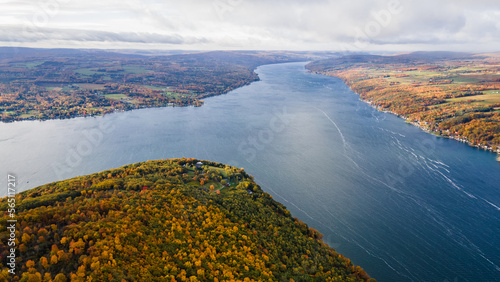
[307,51,476,72]
[0,158,374,281]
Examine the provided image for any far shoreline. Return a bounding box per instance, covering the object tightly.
[306,69,500,160]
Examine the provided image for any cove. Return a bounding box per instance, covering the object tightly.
[1,62,499,281]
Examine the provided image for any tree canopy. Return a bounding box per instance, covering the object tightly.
[0,158,374,281]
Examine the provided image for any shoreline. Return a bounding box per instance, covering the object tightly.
[0,83,252,124]
[361,91,500,157]
[0,68,267,124]
[309,70,500,159]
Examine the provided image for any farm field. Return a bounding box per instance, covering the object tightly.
[0,48,307,121]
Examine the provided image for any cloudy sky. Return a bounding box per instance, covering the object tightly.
[1,0,500,52]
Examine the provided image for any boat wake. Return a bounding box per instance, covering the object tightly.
[311,107,500,278]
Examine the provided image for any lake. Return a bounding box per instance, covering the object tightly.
[1,62,499,281]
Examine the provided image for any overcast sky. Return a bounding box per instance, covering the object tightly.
[1,0,499,52]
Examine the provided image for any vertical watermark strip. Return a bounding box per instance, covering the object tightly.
[6,174,17,275]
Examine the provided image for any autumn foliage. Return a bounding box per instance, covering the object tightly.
[0,49,304,122]
[307,52,500,154]
[0,158,373,281]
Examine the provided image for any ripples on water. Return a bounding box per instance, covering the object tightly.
[1,62,499,281]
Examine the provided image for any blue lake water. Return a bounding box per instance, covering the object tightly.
[1,62,499,281]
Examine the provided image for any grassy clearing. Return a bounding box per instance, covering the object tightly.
[450,66,486,73]
[45,87,63,91]
[163,91,181,98]
[103,94,129,100]
[75,83,106,90]
[448,76,479,84]
[483,90,500,95]
[74,68,99,76]
[121,66,152,74]
[14,61,45,68]
[446,91,500,105]
[208,166,229,177]
[61,85,78,92]
[19,113,36,118]
[75,66,151,76]
[188,164,238,193]
[144,85,170,90]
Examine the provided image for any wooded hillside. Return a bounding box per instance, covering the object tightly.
[0,158,373,281]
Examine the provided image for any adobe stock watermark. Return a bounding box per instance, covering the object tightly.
[23,0,71,31]
[336,0,403,55]
[5,0,72,51]
[52,120,114,180]
[237,106,291,162]
[213,0,244,20]
[6,174,17,275]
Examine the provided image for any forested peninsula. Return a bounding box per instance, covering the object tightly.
[307,52,500,156]
[0,158,374,281]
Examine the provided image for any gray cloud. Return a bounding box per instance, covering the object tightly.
[0,0,499,51]
[0,25,208,45]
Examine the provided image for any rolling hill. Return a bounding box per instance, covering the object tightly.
[0,158,374,281]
